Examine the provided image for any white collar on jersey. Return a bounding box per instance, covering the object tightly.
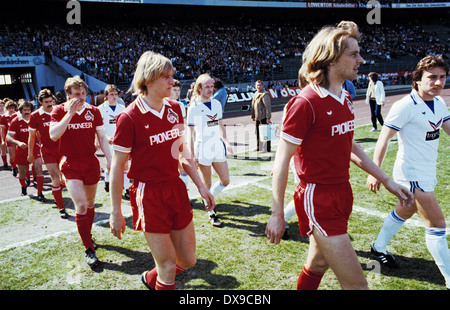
[136,96,171,119]
[311,83,347,105]
[410,89,441,106]
[17,113,30,123]
[38,107,52,115]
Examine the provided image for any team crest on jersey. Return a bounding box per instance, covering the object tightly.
[429,118,442,131]
[346,98,354,114]
[206,113,218,121]
[85,110,94,121]
[167,108,179,124]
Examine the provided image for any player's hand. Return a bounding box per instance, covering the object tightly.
[67,98,83,115]
[265,213,285,245]
[27,154,35,164]
[226,144,234,157]
[367,174,381,193]
[199,186,215,212]
[383,179,414,208]
[18,142,27,149]
[110,213,126,240]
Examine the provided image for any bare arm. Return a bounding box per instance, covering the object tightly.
[351,139,413,207]
[366,126,397,192]
[265,138,298,244]
[219,120,233,156]
[109,150,128,240]
[27,129,37,163]
[7,132,26,149]
[442,119,450,136]
[178,135,215,211]
[96,127,112,171]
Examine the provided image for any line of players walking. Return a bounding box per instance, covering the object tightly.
[0,20,449,290]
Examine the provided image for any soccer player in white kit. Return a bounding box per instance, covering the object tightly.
[367,55,450,289]
[169,79,189,189]
[97,84,130,198]
[187,73,233,227]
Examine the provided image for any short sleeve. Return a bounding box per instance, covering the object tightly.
[384,100,410,131]
[112,112,134,153]
[8,118,18,135]
[28,113,38,131]
[50,105,64,124]
[186,105,195,126]
[280,96,314,145]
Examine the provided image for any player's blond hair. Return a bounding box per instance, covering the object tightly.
[300,21,361,89]
[129,51,174,96]
[190,73,213,103]
[64,75,88,95]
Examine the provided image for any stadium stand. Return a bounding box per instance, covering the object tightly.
[0,1,448,96]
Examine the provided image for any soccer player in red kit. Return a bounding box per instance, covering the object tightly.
[6,100,44,198]
[1,99,18,175]
[50,76,112,267]
[109,51,215,290]
[29,89,68,219]
[265,21,413,290]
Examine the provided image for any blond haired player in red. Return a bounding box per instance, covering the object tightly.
[50,76,112,267]
[7,100,44,199]
[29,89,68,219]
[109,51,214,290]
[265,21,413,290]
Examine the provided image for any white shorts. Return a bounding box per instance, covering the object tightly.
[394,179,437,193]
[195,139,227,166]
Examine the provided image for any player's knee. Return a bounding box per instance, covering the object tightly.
[182,256,197,270]
[342,278,369,290]
[221,179,230,187]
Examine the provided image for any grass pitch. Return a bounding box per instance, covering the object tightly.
[0,124,448,291]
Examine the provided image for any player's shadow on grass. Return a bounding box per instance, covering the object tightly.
[95,217,239,289]
[192,200,308,243]
[357,250,446,287]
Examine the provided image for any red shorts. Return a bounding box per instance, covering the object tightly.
[294,181,353,237]
[15,144,41,165]
[130,178,193,234]
[41,147,62,165]
[59,156,100,185]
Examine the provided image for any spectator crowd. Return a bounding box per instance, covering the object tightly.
[0,16,448,87]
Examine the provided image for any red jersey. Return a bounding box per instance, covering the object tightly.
[8,114,32,144]
[281,83,355,185]
[50,103,104,159]
[113,96,184,184]
[0,112,17,132]
[29,108,59,152]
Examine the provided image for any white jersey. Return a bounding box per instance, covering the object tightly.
[98,102,126,138]
[187,98,223,143]
[384,89,450,182]
[176,100,186,119]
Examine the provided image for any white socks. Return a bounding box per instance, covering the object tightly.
[426,228,450,289]
[373,210,406,254]
[179,173,189,188]
[205,181,227,217]
[284,200,296,221]
[211,181,227,197]
[124,171,130,191]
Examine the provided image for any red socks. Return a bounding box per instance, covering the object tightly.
[36,175,44,195]
[143,265,186,290]
[297,266,324,290]
[75,206,95,251]
[52,186,65,210]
